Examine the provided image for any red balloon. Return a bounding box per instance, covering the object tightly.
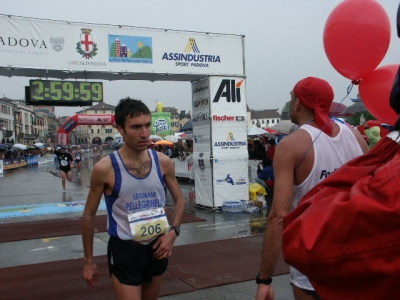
[324,0,391,80]
[359,64,399,125]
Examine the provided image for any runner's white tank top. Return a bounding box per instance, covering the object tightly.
[290,120,363,290]
[105,149,166,240]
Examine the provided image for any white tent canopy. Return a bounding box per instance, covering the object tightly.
[271,122,299,135]
[247,126,268,136]
[164,135,180,143]
[11,143,27,150]
[149,135,163,141]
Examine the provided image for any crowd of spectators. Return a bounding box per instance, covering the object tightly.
[248,136,276,161]
[150,140,193,161]
[0,147,53,160]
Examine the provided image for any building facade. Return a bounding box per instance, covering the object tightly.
[249,108,281,128]
[0,97,59,145]
[74,102,117,145]
[0,97,15,144]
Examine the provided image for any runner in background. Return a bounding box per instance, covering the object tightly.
[49,139,74,192]
[74,145,85,176]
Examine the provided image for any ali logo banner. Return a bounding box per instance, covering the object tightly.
[213,79,243,103]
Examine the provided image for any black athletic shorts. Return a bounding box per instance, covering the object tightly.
[107,235,168,286]
[59,166,71,173]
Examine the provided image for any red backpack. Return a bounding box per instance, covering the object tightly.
[283,133,400,300]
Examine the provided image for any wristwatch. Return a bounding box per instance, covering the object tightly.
[256,273,272,285]
[169,225,180,237]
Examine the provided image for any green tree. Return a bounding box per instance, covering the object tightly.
[281,101,290,115]
[345,111,376,126]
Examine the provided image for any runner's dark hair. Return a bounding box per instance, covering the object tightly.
[115,97,151,129]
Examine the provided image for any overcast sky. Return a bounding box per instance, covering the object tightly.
[1,0,399,117]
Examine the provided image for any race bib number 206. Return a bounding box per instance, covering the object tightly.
[128,208,169,244]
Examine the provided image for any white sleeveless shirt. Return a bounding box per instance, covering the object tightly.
[105,149,166,240]
[290,120,363,290]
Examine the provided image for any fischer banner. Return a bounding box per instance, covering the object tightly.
[191,76,248,208]
[0,14,245,80]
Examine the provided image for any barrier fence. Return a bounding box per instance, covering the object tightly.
[0,155,55,174]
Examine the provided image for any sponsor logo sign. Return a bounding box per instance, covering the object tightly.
[76,28,98,59]
[235,177,247,185]
[192,85,209,94]
[212,115,246,122]
[216,174,235,185]
[78,116,112,124]
[50,37,64,52]
[108,35,153,64]
[213,79,243,103]
[192,112,209,124]
[194,97,209,108]
[193,135,210,144]
[61,119,77,131]
[162,38,221,68]
[214,132,246,150]
[198,152,205,171]
[153,119,170,134]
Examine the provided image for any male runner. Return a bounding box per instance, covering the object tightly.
[74,145,85,176]
[256,77,368,300]
[82,98,185,300]
[51,142,74,192]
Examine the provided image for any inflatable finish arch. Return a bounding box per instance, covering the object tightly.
[58,114,115,145]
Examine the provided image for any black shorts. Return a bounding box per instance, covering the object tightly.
[107,235,168,286]
[59,166,71,173]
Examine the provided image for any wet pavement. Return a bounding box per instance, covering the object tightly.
[0,151,294,299]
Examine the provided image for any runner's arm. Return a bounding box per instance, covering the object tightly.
[351,127,369,154]
[69,154,74,168]
[256,138,295,300]
[163,155,185,228]
[153,153,185,259]
[82,159,109,287]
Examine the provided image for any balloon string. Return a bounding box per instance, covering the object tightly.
[332,82,354,116]
[295,82,355,171]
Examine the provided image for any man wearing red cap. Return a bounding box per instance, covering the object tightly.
[256,77,368,300]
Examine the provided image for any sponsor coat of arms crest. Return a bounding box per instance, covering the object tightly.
[76,28,98,59]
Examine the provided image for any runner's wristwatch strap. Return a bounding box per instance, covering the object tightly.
[169,226,180,236]
[256,273,272,285]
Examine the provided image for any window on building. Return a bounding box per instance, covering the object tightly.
[262,120,265,124]
[272,120,275,124]
[95,110,97,114]
[97,129,100,134]
[267,120,270,124]
[252,120,255,125]
[91,129,94,134]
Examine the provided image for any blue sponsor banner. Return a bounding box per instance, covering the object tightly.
[0,200,107,218]
[27,155,39,165]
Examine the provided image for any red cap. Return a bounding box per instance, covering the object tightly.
[293,77,334,135]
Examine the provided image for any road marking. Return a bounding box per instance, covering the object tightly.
[42,237,61,243]
[31,246,55,251]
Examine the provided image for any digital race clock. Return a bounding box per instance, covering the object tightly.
[27,79,103,106]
